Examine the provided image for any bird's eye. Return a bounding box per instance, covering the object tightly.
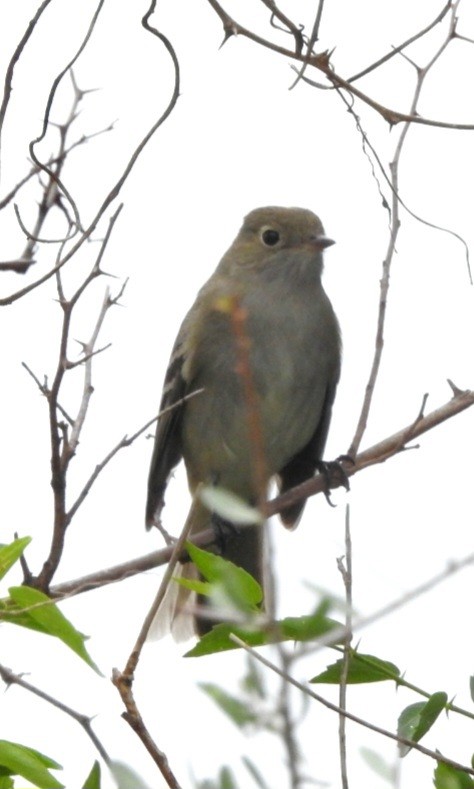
[261,228,280,247]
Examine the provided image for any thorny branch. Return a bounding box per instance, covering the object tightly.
[0,663,110,765]
[0,2,180,306]
[0,0,54,179]
[347,0,466,456]
[230,633,474,778]
[48,384,474,601]
[32,208,124,591]
[206,0,474,130]
[2,1,474,785]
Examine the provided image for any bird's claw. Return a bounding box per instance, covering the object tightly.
[210,513,239,555]
[316,457,352,507]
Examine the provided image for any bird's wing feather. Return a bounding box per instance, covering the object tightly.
[277,379,338,529]
[145,337,187,528]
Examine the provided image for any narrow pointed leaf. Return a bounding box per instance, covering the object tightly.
[433,761,474,788]
[397,692,447,756]
[6,586,101,674]
[185,609,340,657]
[0,537,31,582]
[199,683,258,728]
[0,740,63,788]
[311,652,400,684]
[109,761,154,788]
[186,543,263,610]
[82,760,101,789]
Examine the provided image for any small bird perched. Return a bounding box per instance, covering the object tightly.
[146,206,341,638]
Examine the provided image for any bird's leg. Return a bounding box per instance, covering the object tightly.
[210,513,240,555]
[316,456,352,506]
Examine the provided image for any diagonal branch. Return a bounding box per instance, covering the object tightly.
[48,385,474,601]
[0,663,110,765]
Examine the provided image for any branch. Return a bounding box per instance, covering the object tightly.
[206,0,474,129]
[67,389,203,523]
[25,3,109,239]
[337,507,352,789]
[0,663,110,765]
[0,6,180,307]
[48,386,474,601]
[229,634,474,777]
[0,0,55,182]
[347,1,465,456]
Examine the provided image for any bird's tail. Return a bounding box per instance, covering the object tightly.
[150,500,264,639]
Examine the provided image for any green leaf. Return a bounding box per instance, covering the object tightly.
[241,655,266,700]
[280,603,340,643]
[4,587,101,674]
[185,607,340,657]
[195,766,238,789]
[217,766,238,789]
[109,761,154,788]
[360,747,396,784]
[469,675,474,704]
[397,692,447,756]
[311,651,401,684]
[242,756,272,789]
[199,486,263,525]
[186,543,263,611]
[0,775,14,789]
[0,740,63,788]
[82,760,101,789]
[199,683,259,728]
[186,623,267,657]
[0,537,31,582]
[433,761,474,788]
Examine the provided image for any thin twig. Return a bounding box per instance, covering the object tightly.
[0,5,180,307]
[229,296,267,507]
[0,663,110,764]
[0,0,55,183]
[337,506,352,789]
[67,388,203,522]
[259,0,304,54]
[206,0,474,130]
[289,0,327,88]
[26,3,109,239]
[347,1,452,82]
[228,634,474,777]
[348,1,463,456]
[111,487,199,789]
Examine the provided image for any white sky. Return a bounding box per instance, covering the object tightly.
[1,1,474,788]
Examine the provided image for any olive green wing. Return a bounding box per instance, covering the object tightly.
[277,380,338,529]
[145,338,187,529]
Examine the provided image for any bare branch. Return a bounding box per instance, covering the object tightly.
[0,0,55,182]
[0,663,110,765]
[111,468,198,788]
[348,2,466,457]
[26,3,109,238]
[0,10,180,307]
[259,0,304,55]
[348,1,452,82]
[206,0,474,130]
[337,507,352,789]
[229,634,474,777]
[67,389,203,522]
[48,386,474,601]
[0,258,35,273]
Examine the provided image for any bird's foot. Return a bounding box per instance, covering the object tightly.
[316,456,352,507]
[210,513,239,555]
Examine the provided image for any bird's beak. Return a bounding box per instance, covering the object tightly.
[311,234,335,249]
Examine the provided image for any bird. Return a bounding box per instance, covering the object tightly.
[146,206,341,638]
